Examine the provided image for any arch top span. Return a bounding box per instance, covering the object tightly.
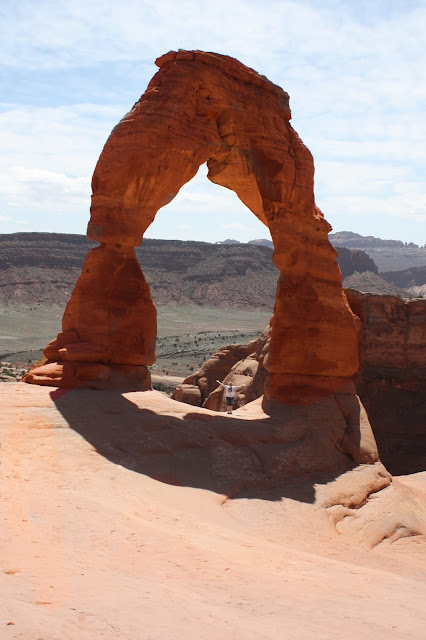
[87,49,312,249]
[24,50,360,402]
[155,49,292,118]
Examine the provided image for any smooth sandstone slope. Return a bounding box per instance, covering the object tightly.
[1,383,426,640]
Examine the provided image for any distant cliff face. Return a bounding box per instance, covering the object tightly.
[0,233,387,309]
[0,233,278,309]
[335,247,378,278]
[330,231,426,272]
[330,231,408,248]
[342,271,409,297]
[137,239,278,309]
[381,266,426,288]
[0,233,95,305]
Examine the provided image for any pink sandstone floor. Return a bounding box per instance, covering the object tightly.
[1,383,425,639]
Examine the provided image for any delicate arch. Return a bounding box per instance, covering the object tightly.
[24,50,359,401]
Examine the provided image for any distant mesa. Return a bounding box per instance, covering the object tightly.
[216,238,274,248]
[329,231,426,272]
[248,238,273,247]
[329,230,419,249]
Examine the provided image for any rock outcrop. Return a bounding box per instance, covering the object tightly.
[381,265,426,290]
[173,327,270,411]
[24,50,359,398]
[345,290,426,474]
[336,246,378,279]
[180,292,426,473]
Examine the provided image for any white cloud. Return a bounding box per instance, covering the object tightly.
[0,1,425,243]
[0,167,90,208]
[0,103,123,175]
[320,193,426,221]
[0,211,30,232]
[315,162,411,195]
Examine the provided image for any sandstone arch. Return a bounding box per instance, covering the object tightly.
[24,50,360,402]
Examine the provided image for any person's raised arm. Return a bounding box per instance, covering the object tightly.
[216,380,226,388]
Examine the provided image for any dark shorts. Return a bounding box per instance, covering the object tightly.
[226,396,234,407]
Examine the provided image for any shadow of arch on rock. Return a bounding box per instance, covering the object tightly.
[50,388,385,506]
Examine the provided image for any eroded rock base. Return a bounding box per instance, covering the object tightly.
[23,361,152,391]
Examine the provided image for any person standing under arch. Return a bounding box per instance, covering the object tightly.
[216,380,245,414]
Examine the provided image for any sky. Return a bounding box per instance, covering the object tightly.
[1,0,425,245]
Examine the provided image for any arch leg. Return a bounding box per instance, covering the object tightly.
[23,244,156,389]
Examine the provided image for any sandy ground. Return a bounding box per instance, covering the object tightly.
[0,304,271,377]
[1,383,425,639]
[0,304,271,357]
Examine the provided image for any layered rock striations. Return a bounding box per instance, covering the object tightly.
[1,232,385,308]
[330,231,426,272]
[24,50,359,398]
[381,265,426,292]
[26,244,156,390]
[345,290,426,474]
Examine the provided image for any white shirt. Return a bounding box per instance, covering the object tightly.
[225,385,238,398]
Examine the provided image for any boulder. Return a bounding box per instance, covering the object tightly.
[172,384,202,406]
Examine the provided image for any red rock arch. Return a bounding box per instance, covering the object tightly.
[24,50,359,402]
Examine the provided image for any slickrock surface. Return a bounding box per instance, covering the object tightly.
[26,50,359,399]
[1,384,425,639]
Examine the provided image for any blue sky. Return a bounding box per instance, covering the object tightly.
[1,0,425,244]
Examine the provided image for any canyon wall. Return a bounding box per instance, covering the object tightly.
[346,290,426,474]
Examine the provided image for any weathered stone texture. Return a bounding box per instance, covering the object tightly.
[345,290,426,474]
[24,50,358,396]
